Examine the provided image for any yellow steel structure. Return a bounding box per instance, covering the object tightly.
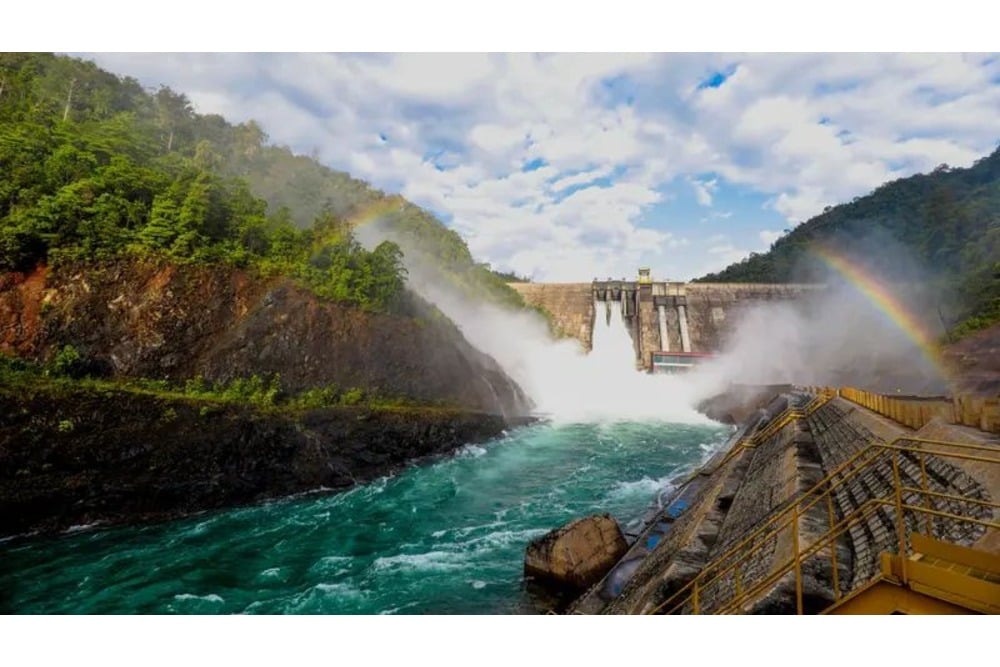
[838,386,1000,434]
[826,534,1000,614]
[644,421,1000,615]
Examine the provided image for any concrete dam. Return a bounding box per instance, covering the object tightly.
[511,275,825,370]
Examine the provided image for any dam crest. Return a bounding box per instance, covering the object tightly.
[511,272,826,370]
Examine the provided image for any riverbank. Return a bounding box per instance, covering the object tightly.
[0,381,525,540]
[0,415,726,614]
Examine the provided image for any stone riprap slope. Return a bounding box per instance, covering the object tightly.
[568,390,998,614]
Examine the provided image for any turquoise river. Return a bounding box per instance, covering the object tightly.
[0,419,730,614]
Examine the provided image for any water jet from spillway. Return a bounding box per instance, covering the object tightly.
[352,222,709,424]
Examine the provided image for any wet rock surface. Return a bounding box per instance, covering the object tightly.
[524,514,628,591]
[0,387,526,539]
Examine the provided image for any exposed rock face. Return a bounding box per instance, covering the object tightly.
[942,321,1000,396]
[698,384,796,424]
[524,514,628,591]
[0,259,530,417]
[0,386,526,539]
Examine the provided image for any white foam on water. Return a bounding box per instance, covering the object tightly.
[605,474,677,502]
[65,522,104,534]
[452,520,507,539]
[378,601,421,615]
[306,555,355,577]
[457,444,488,458]
[313,582,364,598]
[459,527,549,551]
[284,582,368,612]
[173,593,224,604]
[371,550,471,573]
[182,520,213,537]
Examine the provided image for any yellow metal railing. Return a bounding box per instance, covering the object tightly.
[570,392,835,614]
[701,392,835,476]
[838,386,1000,434]
[645,435,1000,615]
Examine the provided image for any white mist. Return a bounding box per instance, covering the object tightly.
[354,221,710,424]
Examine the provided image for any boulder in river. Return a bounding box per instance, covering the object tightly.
[524,514,628,591]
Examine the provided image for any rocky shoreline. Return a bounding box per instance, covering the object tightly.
[0,384,528,541]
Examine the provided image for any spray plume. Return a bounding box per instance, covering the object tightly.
[686,248,951,401]
[355,221,711,424]
[357,218,950,423]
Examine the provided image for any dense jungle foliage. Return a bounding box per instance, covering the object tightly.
[0,53,526,313]
[696,148,1000,338]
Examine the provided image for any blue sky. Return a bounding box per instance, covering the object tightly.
[82,53,1000,282]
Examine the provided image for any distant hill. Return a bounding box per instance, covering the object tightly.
[0,52,526,312]
[695,147,1000,339]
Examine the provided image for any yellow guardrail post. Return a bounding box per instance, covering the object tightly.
[826,492,841,600]
[891,449,908,585]
[918,451,932,536]
[793,502,803,614]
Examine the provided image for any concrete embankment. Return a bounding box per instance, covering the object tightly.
[558,386,999,615]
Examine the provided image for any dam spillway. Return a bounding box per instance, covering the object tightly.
[509,278,826,370]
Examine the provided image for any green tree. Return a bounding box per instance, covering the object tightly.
[138,194,181,249]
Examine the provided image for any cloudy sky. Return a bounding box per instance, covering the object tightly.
[83,53,1000,282]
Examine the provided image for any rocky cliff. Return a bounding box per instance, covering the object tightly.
[0,384,522,538]
[0,259,529,417]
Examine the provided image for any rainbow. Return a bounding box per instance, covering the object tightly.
[344,197,407,229]
[810,244,947,377]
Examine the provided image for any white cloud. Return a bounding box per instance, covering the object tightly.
[700,242,753,276]
[357,53,497,102]
[689,176,718,207]
[550,166,615,193]
[759,229,783,246]
[771,187,830,223]
[79,52,1000,282]
[468,123,525,155]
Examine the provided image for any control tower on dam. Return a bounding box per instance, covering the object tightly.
[510,270,825,370]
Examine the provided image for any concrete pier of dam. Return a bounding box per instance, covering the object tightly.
[510,278,826,369]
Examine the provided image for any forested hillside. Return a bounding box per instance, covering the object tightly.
[0,53,525,312]
[696,148,1000,338]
